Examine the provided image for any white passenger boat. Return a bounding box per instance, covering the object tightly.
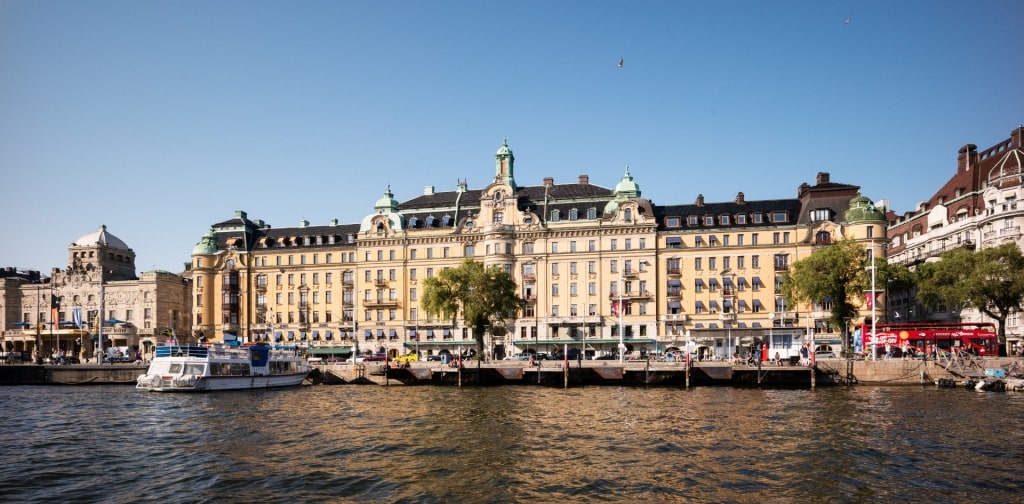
[136,343,310,392]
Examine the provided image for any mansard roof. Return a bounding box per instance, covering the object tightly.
[654,198,803,231]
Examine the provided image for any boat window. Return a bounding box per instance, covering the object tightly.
[168,363,183,374]
[184,363,205,375]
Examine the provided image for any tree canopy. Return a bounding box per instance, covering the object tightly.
[782,239,899,352]
[420,259,526,356]
[915,241,1024,345]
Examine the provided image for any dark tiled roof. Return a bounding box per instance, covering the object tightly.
[653,199,803,231]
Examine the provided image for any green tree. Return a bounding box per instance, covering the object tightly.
[782,239,896,354]
[915,241,1024,347]
[421,259,526,357]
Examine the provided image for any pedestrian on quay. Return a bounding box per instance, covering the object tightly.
[799,344,809,366]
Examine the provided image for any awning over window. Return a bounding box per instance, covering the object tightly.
[667,279,681,287]
[389,329,397,338]
[364,329,373,338]
[287,331,295,341]
[693,323,704,329]
[377,329,385,338]
[738,277,748,287]
[325,330,333,340]
[300,332,307,341]
[666,237,682,246]
[695,301,706,310]
[815,320,825,329]
[752,299,763,308]
[312,330,320,340]
[709,300,719,310]
[409,329,417,337]
[694,236,704,244]
[752,322,762,328]
[738,300,749,309]
[274,331,282,342]
[723,300,732,309]
[709,278,719,287]
[442,328,451,337]
[668,301,681,309]
[426,329,435,338]
[709,323,719,329]
[723,277,733,287]
[737,322,747,328]
[695,278,705,287]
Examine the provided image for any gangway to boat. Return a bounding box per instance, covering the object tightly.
[938,351,986,379]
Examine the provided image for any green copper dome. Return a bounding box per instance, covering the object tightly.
[375,185,399,211]
[192,228,219,255]
[614,166,640,197]
[843,192,885,223]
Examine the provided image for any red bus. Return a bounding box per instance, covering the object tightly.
[858,321,998,358]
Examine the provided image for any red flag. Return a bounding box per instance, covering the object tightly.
[611,301,620,317]
[864,292,874,310]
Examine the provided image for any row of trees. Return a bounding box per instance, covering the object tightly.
[783,240,1024,353]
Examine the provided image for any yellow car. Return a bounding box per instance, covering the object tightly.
[393,353,419,363]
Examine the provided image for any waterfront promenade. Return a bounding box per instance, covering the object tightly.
[2,356,1021,388]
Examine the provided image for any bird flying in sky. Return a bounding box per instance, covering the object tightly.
[617,58,624,68]
[844,17,851,24]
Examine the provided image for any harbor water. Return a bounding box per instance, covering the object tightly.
[0,384,1021,503]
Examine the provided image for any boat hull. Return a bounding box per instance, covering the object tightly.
[137,372,308,392]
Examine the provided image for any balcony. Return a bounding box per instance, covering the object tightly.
[666,268,681,277]
[525,295,537,305]
[894,239,976,266]
[373,278,388,287]
[623,268,638,278]
[774,264,789,272]
[363,298,399,308]
[523,273,536,281]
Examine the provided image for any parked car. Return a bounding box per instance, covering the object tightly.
[356,353,388,363]
[815,351,837,360]
[393,353,418,363]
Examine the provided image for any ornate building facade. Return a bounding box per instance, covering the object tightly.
[886,125,1024,348]
[190,141,884,360]
[0,225,191,362]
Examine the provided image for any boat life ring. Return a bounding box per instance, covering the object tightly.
[150,375,161,387]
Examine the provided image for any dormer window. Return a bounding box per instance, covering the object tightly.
[771,211,788,223]
[409,217,418,227]
[665,217,681,228]
[811,209,830,222]
[736,214,747,225]
[551,209,560,222]
[720,215,730,225]
[442,215,453,226]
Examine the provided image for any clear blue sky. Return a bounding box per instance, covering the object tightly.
[2,0,1022,274]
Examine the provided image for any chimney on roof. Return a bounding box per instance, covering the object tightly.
[457,179,467,192]
[797,182,811,198]
[1013,125,1024,149]
[300,219,309,228]
[735,192,745,205]
[696,194,705,207]
[957,143,978,173]
[816,172,830,185]
[578,175,589,185]
[544,177,554,187]
[235,210,247,220]
[330,218,338,226]
[424,185,435,196]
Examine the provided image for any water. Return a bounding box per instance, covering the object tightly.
[0,384,1021,503]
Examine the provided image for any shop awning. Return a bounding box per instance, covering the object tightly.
[306,346,352,356]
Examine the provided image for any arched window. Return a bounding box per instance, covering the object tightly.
[551,209,560,222]
[815,230,831,245]
[569,208,579,221]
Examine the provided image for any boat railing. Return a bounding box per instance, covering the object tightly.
[155,346,210,358]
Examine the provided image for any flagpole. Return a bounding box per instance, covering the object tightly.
[618,256,624,363]
[97,277,104,364]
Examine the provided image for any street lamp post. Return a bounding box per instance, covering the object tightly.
[867,247,878,361]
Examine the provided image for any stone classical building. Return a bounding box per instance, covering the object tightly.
[190,141,883,361]
[0,225,191,362]
[886,125,1024,349]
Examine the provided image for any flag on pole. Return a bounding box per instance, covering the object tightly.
[50,294,60,329]
[72,307,83,329]
[611,300,621,318]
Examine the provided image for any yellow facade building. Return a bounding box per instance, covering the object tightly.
[189,141,885,361]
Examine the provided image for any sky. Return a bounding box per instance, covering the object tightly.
[1,0,1022,275]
